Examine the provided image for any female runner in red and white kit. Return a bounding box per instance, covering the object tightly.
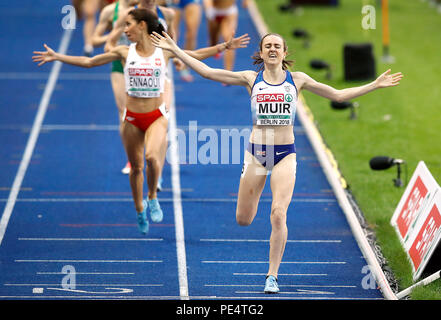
[33,8,250,235]
[103,0,177,177]
[150,31,403,293]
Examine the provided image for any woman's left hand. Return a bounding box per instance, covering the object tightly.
[375,69,403,88]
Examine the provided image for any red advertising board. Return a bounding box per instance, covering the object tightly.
[408,201,441,276]
[395,176,428,240]
[391,161,441,280]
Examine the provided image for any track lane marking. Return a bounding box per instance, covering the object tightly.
[0,29,73,246]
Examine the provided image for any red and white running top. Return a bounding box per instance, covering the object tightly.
[124,43,167,98]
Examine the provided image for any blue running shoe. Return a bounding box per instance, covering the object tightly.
[264,275,279,294]
[137,200,149,234]
[148,198,163,223]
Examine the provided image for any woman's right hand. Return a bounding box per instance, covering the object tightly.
[150,31,178,53]
[32,44,57,66]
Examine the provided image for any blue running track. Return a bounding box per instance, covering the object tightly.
[0,0,383,300]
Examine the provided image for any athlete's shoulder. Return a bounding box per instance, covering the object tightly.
[99,2,117,20]
[120,5,134,18]
[242,70,258,77]
[158,5,176,20]
[291,71,308,79]
[242,70,260,91]
[112,45,130,57]
[240,70,259,83]
[291,71,313,90]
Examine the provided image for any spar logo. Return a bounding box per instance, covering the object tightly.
[256,93,293,103]
[257,94,284,103]
[128,68,153,77]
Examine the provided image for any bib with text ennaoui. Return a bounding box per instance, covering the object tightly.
[250,70,298,126]
[124,43,166,98]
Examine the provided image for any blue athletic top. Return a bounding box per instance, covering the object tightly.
[250,70,298,126]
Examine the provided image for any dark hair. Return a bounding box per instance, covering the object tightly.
[128,8,165,35]
[251,33,294,71]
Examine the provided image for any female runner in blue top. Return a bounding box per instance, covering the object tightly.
[150,31,403,293]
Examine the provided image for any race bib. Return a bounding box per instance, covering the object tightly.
[127,67,162,98]
[255,93,294,125]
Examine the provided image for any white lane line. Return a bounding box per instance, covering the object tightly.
[18,238,163,241]
[5,283,162,287]
[15,260,162,263]
[45,287,134,294]
[168,64,189,300]
[0,187,32,191]
[0,124,299,131]
[233,273,327,276]
[203,261,346,264]
[0,28,73,247]
[1,197,336,203]
[200,239,341,243]
[236,290,335,295]
[205,284,356,288]
[0,295,383,300]
[0,72,110,80]
[37,272,135,275]
[43,124,119,131]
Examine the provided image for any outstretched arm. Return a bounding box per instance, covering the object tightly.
[105,6,132,52]
[91,4,114,47]
[32,43,125,68]
[151,31,253,87]
[294,69,403,102]
[159,5,177,41]
[184,33,250,60]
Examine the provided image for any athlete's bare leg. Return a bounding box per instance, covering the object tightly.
[236,151,268,226]
[144,116,168,200]
[121,121,146,212]
[267,153,296,278]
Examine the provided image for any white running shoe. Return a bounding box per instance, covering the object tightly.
[83,44,94,57]
[157,176,163,192]
[264,275,279,294]
[179,68,194,82]
[121,162,131,174]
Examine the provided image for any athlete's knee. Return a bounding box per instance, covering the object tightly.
[236,215,251,226]
[145,152,160,169]
[130,162,144,175]
[270,206,287,229]
[83,1,98,16]
[83,6,97,18]
[236,209,255,226]
[185,26,198,43]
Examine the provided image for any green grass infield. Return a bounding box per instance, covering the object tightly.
[255,0,441,299]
